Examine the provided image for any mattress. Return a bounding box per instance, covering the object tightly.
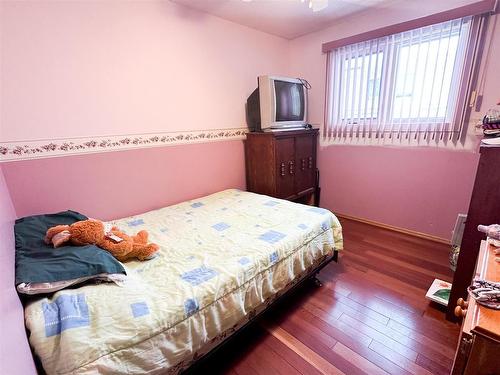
[24,189,343,374]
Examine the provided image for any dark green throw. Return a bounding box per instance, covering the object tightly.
[15,210,125,285]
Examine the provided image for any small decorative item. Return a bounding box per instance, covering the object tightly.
[480,101,500,137]
[478,224,500,240]
[478,224,500,248]
[482,107,500,126]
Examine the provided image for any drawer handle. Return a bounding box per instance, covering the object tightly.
[308,156,313,169]
[289,161,294,175]
[301,158,306,171]
[457,297,469,309]
[454,305,467,318]
[280,162,286,176]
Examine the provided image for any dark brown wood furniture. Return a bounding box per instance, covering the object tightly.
[451,240,500,374]
[245,128,319,206]
[447,144,500,321]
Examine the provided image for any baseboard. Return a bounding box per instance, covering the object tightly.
[335,213,451,245]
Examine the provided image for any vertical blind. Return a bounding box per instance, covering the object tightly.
[324,15,487,144]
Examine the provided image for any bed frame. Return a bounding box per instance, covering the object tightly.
[182,249,339,374]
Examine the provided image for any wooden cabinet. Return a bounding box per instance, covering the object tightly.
[447,145,500,321]
[245,129,318,204]
[451,241,500,375]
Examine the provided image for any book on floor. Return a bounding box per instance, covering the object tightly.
[425,278,452,306]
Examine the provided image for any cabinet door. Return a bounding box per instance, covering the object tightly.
[464,335,500,375]
[275,137,295,199]
[295,134,316,194]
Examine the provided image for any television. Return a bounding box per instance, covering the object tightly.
[247,75,308,132]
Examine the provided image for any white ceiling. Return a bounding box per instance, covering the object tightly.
[171,0,394,39]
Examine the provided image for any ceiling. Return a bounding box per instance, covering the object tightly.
[171,0,394,39]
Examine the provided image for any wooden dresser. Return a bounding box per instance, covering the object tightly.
[245,129,319,205]
[452,240,500,375]
[448,145,500,321]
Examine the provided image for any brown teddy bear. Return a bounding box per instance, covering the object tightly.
[45,219,159,262]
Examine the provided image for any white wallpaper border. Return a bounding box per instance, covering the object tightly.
[0,128,248,162]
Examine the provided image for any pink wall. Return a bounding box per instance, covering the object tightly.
[289,0,500,240]
[319,146,479,239]
[0,0,289,142]
[3,140,245,220]
[1,2,265,367]
[0,167,36,375]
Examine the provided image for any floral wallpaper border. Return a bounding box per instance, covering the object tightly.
[0,128,248,161]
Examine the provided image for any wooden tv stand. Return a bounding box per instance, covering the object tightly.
[244,129,319,206]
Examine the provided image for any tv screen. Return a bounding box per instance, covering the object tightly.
[274,80,305,122]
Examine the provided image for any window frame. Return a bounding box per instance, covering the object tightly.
[324,13,489,145]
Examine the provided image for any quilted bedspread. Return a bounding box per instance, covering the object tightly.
[24,189,343,374]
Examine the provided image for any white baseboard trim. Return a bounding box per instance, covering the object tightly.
[335,212,451,245]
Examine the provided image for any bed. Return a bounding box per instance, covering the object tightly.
[24,189,343,374]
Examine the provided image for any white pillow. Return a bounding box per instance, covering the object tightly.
[17,273,127,295]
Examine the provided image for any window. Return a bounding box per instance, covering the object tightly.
[325,16,485,144]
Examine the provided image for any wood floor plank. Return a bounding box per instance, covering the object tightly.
[267,317,367,375]
[415,353,451,375]
[343,289,420,323]
[311,288,391,325]
[364,269,428,300]
[387,318,458,349]
[364,241,451,276]
[232,353,266,375]
[233,365,260,375]
[302,297,344,321]
[252,342,302,375]
[261,334,323,375]
[285,305,416,375]
[319,279,352,297]
[327,337,414,375]
[345,237,452,275]
[321,268,428,315]
[332,343,389,375]
[294,307,372,348]
[340,308,456,361]
[287,309,338,348]
[262,323,346,375]
[365,249,451,281]
[338,313,418,362]
[369,341,434,375]
[345,252,434,291]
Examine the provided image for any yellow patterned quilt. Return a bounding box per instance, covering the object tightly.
[25,189,343,374]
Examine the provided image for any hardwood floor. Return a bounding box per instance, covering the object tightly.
[191,218,460,375]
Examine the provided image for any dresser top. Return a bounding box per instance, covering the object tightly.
[246,128,319,138]
[469,241,500,341]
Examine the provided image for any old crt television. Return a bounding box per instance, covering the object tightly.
[247,75,308,131]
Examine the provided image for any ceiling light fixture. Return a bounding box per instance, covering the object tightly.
[309,0,329,12]
[245,0,329,13]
